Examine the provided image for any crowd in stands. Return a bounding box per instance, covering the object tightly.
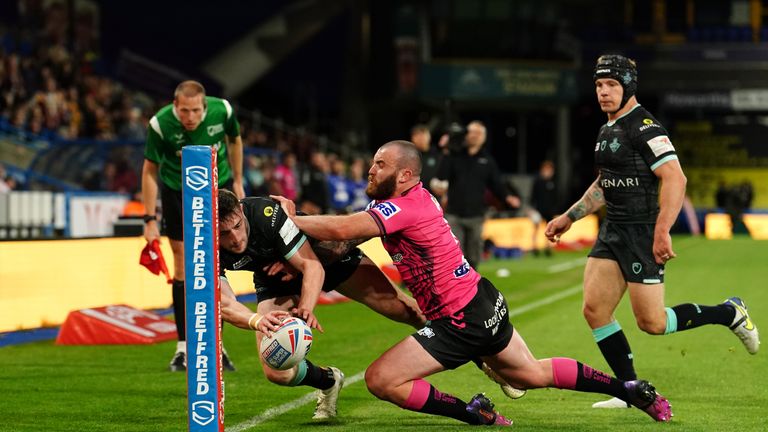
[244,150,372,215]
[0,1,373,212]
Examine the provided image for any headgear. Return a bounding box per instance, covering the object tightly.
[593,54,637,112]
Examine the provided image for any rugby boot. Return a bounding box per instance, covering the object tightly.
[466,393,513,426]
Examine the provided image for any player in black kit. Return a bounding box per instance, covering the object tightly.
[215,188,424,420]
[545,54,760,409]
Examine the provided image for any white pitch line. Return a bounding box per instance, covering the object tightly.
[226,372,365,432]
[227,284,584,431]
[507,284,582,318]
[546,258,587,274]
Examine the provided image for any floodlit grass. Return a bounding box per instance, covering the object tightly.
[1,236,766,431]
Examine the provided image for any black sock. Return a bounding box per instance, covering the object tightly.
[419,385,480,425]
[171,279,185,341]
[298,360,335,390]
[671,303,736,332]
[574,362,627,400]
[596,330,636,381]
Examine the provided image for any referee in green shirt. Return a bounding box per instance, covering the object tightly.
[141,80,244,371]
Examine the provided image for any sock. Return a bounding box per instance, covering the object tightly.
[296,360,335,390]
[593,321,636,380]
[176,341,186,353]
[171,279,185,341]
[551,357,626,400]
[402,379,480,425]
[666,304,736,334]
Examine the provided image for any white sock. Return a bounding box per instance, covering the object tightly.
[176,341,186,353]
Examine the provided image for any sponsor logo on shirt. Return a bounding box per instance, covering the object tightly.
[453,261,471,278]
[646,135,675,157]
[232,256,252,269]
[373,202,401,220]
[599,176,641,188]
[639,118,661,132]
[278,217,299,243]
[207,123,224,136]
[608,138,621,153]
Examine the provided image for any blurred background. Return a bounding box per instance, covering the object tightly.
[2,0,767,238]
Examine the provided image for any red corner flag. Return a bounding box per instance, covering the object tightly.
[139,239,172,284]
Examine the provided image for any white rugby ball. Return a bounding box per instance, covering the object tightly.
[259,317,313,370]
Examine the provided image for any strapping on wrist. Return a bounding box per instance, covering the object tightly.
[248,313,263,330]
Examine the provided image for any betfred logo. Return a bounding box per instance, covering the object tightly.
[191,401,215,426]
[185,166,209,191]
[262,339,291,369]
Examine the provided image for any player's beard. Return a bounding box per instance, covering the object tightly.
[366,173,396,200]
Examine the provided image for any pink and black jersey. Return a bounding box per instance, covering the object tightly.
[366,182,480,320]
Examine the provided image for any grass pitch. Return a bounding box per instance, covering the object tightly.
[1,236,766,431]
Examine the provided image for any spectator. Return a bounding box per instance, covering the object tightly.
[410,124,442,196]
[347,156,369,211]
[433,121,521,268]
[110,157,138,194]
[529,160,558,257]
[328,157,350,213]
[118,106,146,141]
[274,151,298,200]
[299,150,330,215]
[715,180,729,209]
[244,154,265,195]
[0,163,10,193]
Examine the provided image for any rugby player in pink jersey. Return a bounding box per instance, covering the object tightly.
[272,140,673,426]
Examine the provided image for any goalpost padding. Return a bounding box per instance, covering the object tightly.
[182,146,224,431]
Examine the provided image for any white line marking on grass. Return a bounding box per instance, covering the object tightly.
[547,258,587,273]
[227,372,365,432]
[507,285,582,317]
[227,284,584,431]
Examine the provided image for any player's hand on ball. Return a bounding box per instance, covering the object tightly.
[292,307,323,333]
[258,310,291,336]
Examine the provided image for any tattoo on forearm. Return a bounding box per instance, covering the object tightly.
[567,183,605,222]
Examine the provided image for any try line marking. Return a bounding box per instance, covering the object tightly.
[227,283,584,431]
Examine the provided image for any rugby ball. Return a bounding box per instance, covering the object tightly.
[259,317,313,370]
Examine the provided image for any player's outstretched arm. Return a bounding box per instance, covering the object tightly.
[545,177,605,243]
[219,276,288,331]
[286,241,325,333]
[271,195,380,241]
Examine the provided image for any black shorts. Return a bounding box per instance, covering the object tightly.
[254,247,364,303]
[160,180,233,241]
[412,278,514,370]
[588,221,664,284]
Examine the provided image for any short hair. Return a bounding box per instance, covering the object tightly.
[218,189,240,222]
[410,124,430,135]
[174,80,206,101]
[467,120,486,133]
[381,140,421,176]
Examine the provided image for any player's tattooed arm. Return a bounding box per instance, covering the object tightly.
[566,179,605,222]
[312,239,366,264]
